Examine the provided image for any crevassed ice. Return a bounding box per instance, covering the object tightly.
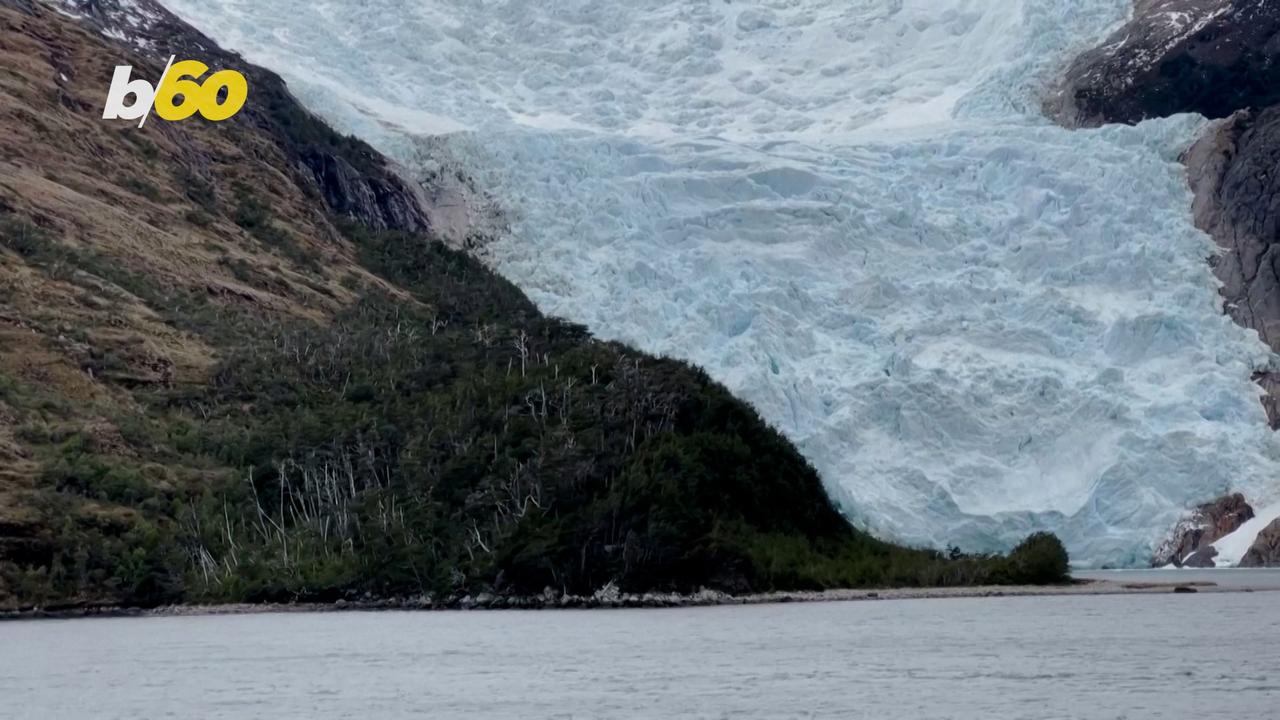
[165,0,1280,566]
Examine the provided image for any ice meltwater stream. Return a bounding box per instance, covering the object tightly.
[160,0,1280,565]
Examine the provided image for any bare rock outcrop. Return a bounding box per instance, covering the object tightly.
[1239,518,1280,566]
[1153,493,1255,566]
[1188,108,1280,346]
[300,150,430,233]
[1182,545,1221,568]
[1048,0,1280,128]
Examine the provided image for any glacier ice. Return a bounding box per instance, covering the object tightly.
[164,0,1280,566]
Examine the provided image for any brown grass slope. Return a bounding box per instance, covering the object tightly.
[0,1,442,603]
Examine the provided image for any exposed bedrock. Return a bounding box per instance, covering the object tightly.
[300,151,429,233]
[1152,493,1255,566]
[1239,518,1280,566]
[1187,106,1280,428]
[1047,0,1280,128]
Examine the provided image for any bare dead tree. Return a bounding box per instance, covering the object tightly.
[512,330,530,377]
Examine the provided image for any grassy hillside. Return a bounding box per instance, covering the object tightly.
[0,1,1065,609]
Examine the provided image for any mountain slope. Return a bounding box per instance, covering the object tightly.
[0,0,1056,609]
[156,0,1280,566]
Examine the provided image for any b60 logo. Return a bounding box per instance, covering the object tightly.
[103,55,248,127]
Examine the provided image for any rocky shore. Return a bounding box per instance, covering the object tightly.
[2,576,1261,621]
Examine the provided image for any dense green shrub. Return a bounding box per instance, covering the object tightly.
[1006,532,1071,585]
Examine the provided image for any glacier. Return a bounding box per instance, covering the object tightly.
[163,0,1280,566]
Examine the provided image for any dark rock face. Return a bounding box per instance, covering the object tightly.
[1152,493,1255,566]
[1253,372,1280,429]
[1189,109,1280,349]
[1187,107,1280,425]
[1182,545,1220,567]
[1239,518,1280,566]
[1048,0,1280,127]
[300,150,430,233]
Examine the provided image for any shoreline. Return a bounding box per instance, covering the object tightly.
[3,577,1271,621]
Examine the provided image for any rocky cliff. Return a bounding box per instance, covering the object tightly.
[1152,493,1255,566]
[1185,106,1280,428]
[1052,0,1280,564]
[1240,518,1280,566]
[1048,0,1280,128]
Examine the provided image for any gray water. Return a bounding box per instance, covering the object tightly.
[2,592,1277,720]
[1075,568,1280,589]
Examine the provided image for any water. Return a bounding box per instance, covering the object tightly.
[1077,568,1280,589]
[3,591,1277,719]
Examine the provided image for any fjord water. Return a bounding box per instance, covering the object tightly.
[4,592,1278,719]
[161,0,1280,564]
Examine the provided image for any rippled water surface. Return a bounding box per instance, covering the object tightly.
[3,591,1277,719]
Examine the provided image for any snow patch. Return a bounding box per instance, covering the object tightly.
[1211,501,1280,567]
